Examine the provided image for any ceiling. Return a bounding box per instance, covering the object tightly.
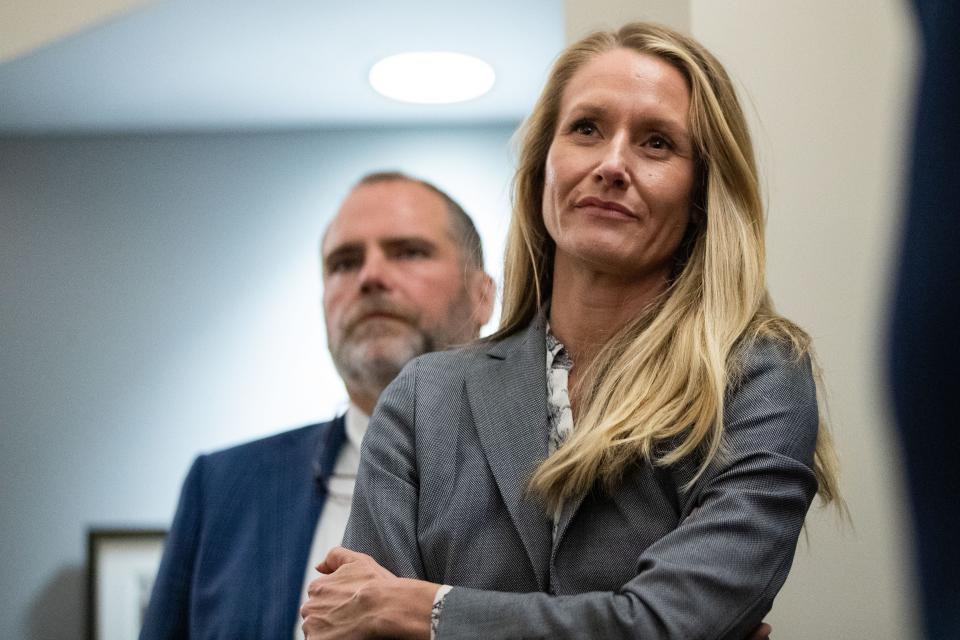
[0,0,565,134]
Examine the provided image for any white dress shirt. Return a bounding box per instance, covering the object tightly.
[293,404,368,640]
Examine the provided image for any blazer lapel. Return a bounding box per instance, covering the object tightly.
[552,487,588,559]
[467,318,553,590]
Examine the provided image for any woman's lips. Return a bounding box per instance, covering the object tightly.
[575,196,636,218]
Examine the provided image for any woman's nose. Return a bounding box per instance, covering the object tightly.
[593,136,631,189]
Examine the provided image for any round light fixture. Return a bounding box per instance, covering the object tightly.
[369,51,496,105]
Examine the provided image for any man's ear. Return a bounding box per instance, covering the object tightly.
[469,271,496,329]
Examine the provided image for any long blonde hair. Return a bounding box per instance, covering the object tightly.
[493,22,842,510]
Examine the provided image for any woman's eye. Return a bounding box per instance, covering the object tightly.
[571,119,597,136]
[646,135,672,151]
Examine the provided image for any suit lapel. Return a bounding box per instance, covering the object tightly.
[467,318,553,590]
[261,418,344,637]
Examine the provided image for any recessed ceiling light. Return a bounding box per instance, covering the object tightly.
[369,52,496,105]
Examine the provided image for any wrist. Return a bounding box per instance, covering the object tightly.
[374,577,438,640]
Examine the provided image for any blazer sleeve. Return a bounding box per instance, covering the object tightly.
[139,456,205,640]
[347,342,820,640]
[342,360,428,579]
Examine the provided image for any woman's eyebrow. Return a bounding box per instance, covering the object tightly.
[563,103,691,144]
[564,103,688,131]
[562,102,608,118]
[640,116,691,140]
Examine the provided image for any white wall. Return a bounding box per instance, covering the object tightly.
[564,0,688,40]
[0,124,516,638]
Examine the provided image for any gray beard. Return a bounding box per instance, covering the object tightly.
[331,328,437,400]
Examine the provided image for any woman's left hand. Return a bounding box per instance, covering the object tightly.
[300,546,436,640]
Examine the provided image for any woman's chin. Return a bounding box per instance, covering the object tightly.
[556,242,666,283]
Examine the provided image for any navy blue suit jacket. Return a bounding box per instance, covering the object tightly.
[140,416,347,640]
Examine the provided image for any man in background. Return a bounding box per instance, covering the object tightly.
[141,171,494,639]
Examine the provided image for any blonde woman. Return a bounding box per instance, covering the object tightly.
[301,22,841,640]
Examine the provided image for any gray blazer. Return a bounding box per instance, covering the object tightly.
[344,316,819,640]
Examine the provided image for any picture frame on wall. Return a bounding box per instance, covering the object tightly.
[86,528,166,640]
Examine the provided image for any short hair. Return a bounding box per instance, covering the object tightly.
[354,171,484,271]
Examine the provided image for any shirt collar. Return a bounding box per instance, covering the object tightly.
[345,403,369,451]
[545,322,574,371]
